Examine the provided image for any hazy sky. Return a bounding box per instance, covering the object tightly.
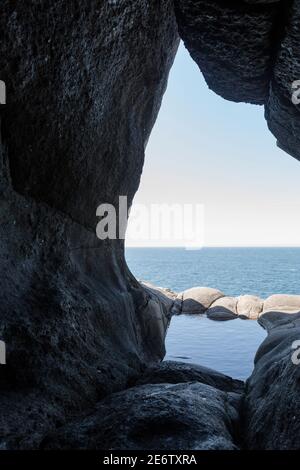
[126,43,300,247]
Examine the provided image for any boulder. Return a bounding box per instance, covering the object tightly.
[181,287,224,314]
[135,360,244,393]
[207,297,238,321]
[42,382,242,450]
[237,295,263,319]
[263,294,300,314]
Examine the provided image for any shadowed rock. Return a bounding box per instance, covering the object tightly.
[266,0,300,161]
[135,360,244,393]
[0,0,179,449]
[42,382,242,450]
[175,0,300,163]
[244,311,300,449]
[174,0,281,104]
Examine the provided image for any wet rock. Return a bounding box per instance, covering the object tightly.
[42,382,242,450]
[135,360,244,393]
[181,287,224,314]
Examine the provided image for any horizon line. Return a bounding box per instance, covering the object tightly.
[125,245,300,249]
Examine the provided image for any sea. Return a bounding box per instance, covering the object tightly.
[125,247,300,380]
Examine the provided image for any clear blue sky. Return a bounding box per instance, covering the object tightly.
[126,43,300,247]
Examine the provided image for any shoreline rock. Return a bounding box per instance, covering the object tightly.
[163,285,300,321]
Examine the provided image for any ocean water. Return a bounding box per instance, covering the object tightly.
[125,247,300,380]
[125,247,300,297]
[164,315,266,380]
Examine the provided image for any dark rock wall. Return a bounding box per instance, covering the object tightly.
[1,0,300,451]
[174,0,281,104]
[0,1,179,449]
[1,0,178,228]
[243,312,300,449]
[266,0,300,160]
[175,0,300,162]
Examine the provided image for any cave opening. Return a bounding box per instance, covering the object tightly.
[125,42,300,380]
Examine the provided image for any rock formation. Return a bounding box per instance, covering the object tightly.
[42,362,243,450]
[1,0,300,452]
[174,0,300,162]
[244,311,300,449]
[207,296,238,321]
[181,287,225,314]
[0,0,179,449]
[175,287,300,320]
[237,295,264,319]
[263,294,300,313]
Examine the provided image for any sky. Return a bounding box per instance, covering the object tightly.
[126,43,300,247]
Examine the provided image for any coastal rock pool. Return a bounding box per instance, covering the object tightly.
[165,315,267,381]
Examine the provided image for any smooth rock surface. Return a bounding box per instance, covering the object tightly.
[244,311,300,449]
[0,1,179,449]
[135,360,244,393]
[263,294,300,313]
[207,296,238,321]
[237,295,264,319]
[42,382,242,450]
[181,287,224,314]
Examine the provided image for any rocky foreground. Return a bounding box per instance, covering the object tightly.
[40,284,300,450]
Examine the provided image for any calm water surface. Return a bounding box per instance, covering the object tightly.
[126,248,298,379]
[126,247,300,297]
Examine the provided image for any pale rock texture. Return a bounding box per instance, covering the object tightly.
[207,296,238,321]
[263,294,300,313]
[237,295,264,319]
[181,287,225,314]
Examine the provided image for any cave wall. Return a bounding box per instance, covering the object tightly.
[1,0,300,450]
[0,1,178,449]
